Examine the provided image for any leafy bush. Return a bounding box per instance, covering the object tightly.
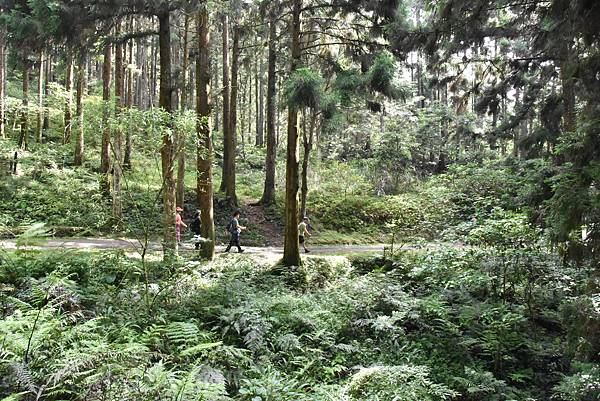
[344,364,458,401]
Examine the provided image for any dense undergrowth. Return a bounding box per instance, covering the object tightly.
[1,238,598,400]
[2,134,539,246]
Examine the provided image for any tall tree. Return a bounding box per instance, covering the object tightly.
[158,8,177,256]
[196,2,215,259]
[0,4,5,140]
[219,12,237,206]
[36,50,44,142]
[74,54,86,165]
[18,55,30,150]
[113,24,124,223]
[282,0,303,267]
[100,41,112,195]
[259,9,278,206]
[176,12,190,208]
[228,20,241,204]
[63,51,73,144]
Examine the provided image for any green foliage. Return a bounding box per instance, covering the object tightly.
[283,67,325,109]
[344,365,458,401]
[366,51,398,99]
[553,363,600,401]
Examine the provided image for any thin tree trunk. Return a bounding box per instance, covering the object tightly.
[124,21,134,169]
[227,21,240,206]
[257,51,265,146]
[176,13,190,208]
[196,4,215,259]
[283,0,302,267]
[43,52,51,130]
[300,111,316,219]
[63,52,73,144]
[19,60,29,150]
[100,42,112,195]
[254,47,260,145]
[0,25,6,140]
[219,13,236,206]
[113,25,125,223]
[260,14,278,206]
[36,50,44,142]
[74,55,85,165]
[220,13,231,196]
[158,10,177,257]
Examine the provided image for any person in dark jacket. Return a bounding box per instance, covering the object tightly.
[190,210,202,250]
[225,210,246,253]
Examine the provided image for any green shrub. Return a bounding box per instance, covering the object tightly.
[344,364,458,401]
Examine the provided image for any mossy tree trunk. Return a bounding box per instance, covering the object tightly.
[282,0,302,267]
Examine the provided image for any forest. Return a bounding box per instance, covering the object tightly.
[0,0,599,400]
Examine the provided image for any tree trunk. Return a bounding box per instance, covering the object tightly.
[260,15,278,206]
[74,55,85,165]
[63,52,73,144]
[300,111,316,219]
[158,11,177,257]
[36,50,44,142]
[113,26,125,223]
[176,13,190,209]
[43,52,51,130]
[196,4,215,259]
[257,52,265,146]
[220,14,237,207]
[0,26,6,140]
[219,14,231,192]
[124,23,134,170]
[19,60,29,150]
[227,21,240,206]
[283,0,302,267]
[100,42,112,195]
[254,48,260,146]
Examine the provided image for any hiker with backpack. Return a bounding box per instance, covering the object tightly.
[190,210,202,250]
[225,210,246,253]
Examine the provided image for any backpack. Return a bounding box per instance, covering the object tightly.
[226,218,236,234]
[190,218,201,234]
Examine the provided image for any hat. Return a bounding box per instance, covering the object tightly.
[176,207,183,212]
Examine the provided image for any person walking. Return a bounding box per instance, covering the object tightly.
[225,210,246,253]
[190,210,202,250]
[298,216,312,253]
[175,207,187,244]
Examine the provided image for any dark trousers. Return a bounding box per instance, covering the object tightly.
[225,233,242,252]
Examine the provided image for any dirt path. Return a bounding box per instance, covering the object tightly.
[0,237,461,256]
[0,237,386,255]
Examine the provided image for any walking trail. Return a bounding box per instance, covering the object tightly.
[0,237,388,255]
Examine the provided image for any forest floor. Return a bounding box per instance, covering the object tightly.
[241,198,283,246]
